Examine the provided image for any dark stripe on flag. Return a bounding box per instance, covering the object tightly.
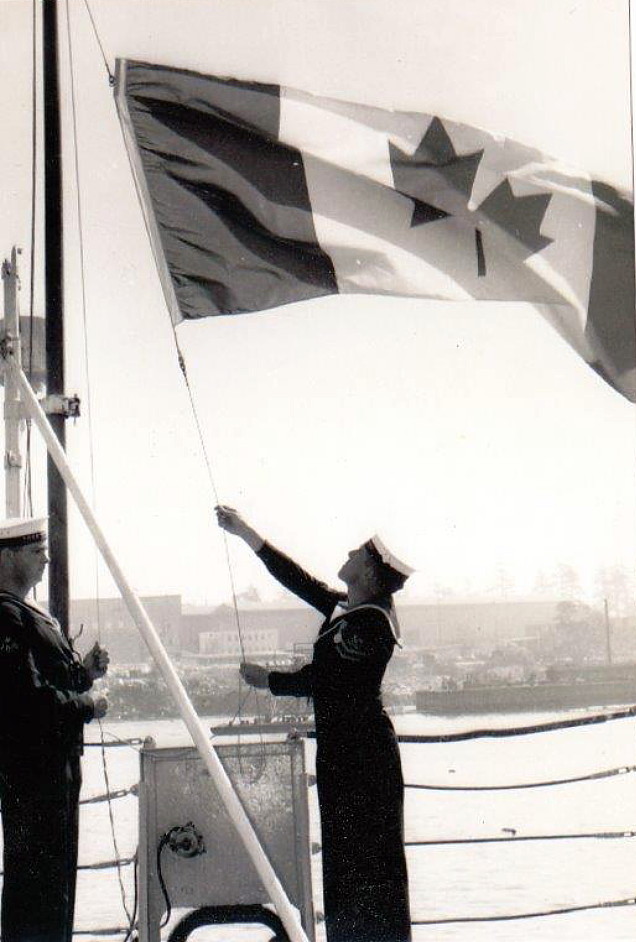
[125,61,282,140]
[124,64,337,316]
[136,159,338,318]
[586,182,636,381]
[145,98,319,227]
[176,175,339,315]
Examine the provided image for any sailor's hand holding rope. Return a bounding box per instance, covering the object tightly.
[215,505,264,551]
[82,642,110,718]
[239,662,270,689]
[83,641,110,680]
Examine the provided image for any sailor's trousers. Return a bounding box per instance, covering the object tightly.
[0,755,81,942]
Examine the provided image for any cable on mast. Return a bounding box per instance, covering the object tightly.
[81,0,114,85]
[64,0,132,925]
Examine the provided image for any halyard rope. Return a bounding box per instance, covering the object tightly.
[64,1,131,923]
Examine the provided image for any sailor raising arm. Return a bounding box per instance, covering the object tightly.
[216,504,413,942]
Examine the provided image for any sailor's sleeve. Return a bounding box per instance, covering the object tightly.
[332,610,395,664]
[268,663,313,698]
[257,541,344,616]
[0,602,95,736]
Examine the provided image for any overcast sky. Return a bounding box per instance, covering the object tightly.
[0,0,634,615]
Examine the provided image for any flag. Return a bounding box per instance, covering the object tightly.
[115,60,635,401]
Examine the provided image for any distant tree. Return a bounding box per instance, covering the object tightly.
[495,565,515,599]
[595,565,636,617]
[533,569,554,597]
[489,645,530,667]
[552,564,581,602]
[552,600,604,661]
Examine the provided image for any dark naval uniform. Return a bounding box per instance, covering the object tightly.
[258,542,411,942]
[0,592,96,942]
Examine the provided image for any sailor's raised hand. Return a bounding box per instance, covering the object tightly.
[240,661,270,689]
[215,505,247,536]
[215,506,264,551]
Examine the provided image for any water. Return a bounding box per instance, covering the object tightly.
[4,710,636,941]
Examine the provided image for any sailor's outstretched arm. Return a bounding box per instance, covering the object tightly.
[216,506,344,616]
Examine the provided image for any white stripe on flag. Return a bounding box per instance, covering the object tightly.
[521,165,595,330]
[279,92,473,298]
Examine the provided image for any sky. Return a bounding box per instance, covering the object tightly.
[0,0,634,615]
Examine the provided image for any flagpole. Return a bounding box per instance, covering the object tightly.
[43,0,70,636]
[3,355,310,942]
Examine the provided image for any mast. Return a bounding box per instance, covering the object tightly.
[42,0,70,633]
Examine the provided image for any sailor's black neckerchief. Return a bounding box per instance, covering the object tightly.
[0,590,82,660]
[317,595,401,646]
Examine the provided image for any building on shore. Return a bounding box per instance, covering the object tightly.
[70,595,183,663]
[70,593,633,665]
[398,598,561,649]
[184,600,321,659]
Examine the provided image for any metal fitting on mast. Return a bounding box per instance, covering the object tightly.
[41,394,81,419]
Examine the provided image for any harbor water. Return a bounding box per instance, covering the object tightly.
[4,710,636,941]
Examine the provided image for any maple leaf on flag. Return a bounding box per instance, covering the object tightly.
[389,117,553,275]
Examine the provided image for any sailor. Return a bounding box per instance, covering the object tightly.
[216,506,413,942]
[0,517,109,942]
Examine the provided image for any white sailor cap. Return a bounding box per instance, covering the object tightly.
[365,534,414,580]
[0,517,48,548]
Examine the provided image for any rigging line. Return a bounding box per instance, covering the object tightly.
[28,0,36,387]
[23,0,39,518]
[73,930,131,938]
[81,0,114,85]
[629,0,636,376]
[111,76,252,667]
[405,764,636,791]
[121,851,139,942]
[85,733,144,750]
[391,705,636,743]
[406,830,636,846]
[65,3,130,926]
[77,856,135,872]
[96,719,134,923]
[114,62,264,743]
[64,0,103,643]
[170,341,272,762]
[169,339,247,659]
[80,787,135,806]
[411,895,636,925]
[119,852,138,942]
[227,680,257,726]
[169,326,272,778]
